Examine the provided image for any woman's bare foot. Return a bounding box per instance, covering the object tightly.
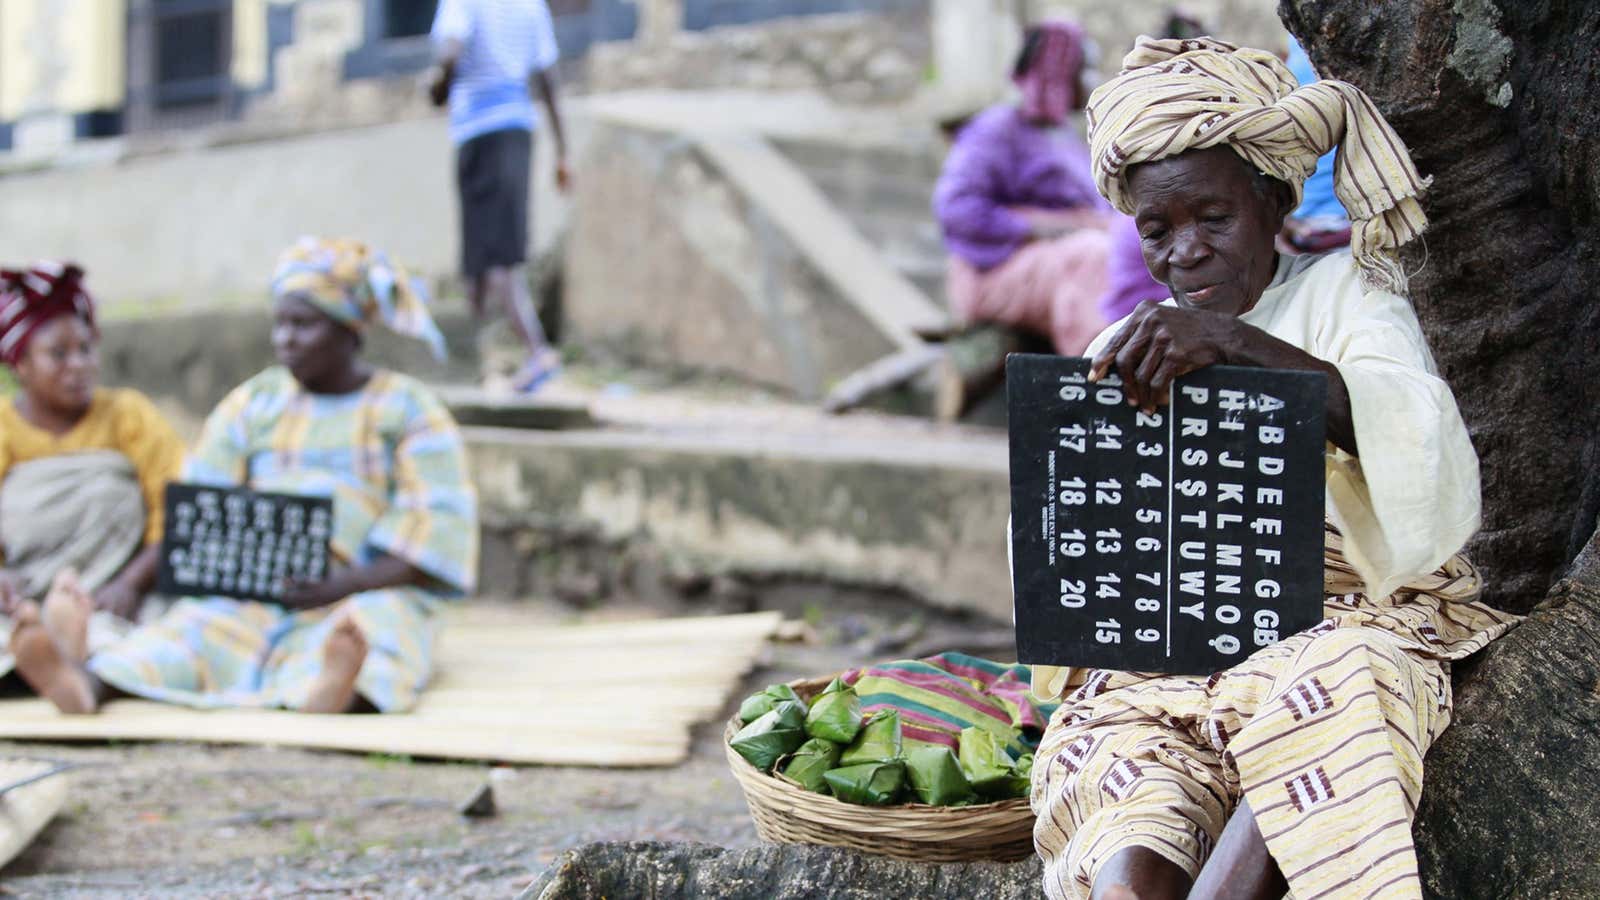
[10,600,98,714]
[42,569,93,664]
[302,612,368,714]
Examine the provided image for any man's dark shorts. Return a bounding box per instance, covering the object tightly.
[456,127,532,278]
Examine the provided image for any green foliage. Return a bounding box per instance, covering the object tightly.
[802,602,825,628]
[364,752,414,769]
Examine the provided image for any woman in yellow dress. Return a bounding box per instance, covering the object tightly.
[0,263,185,673]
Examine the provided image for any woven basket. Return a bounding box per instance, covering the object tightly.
[725,675,1036,863]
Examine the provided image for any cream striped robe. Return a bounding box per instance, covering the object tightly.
[1031,529,1516,899]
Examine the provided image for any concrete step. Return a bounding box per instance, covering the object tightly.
[467,399,1010,622]
[436,386,598,430]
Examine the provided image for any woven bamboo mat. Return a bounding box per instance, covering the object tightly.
[0,610,781,767]
[0,759,68,868]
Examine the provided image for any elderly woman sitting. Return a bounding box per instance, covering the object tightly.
[12,238,478,716]
[1026,39,1519,900]
[0,264,184,674]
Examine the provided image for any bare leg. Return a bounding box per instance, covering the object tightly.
[469,263,559,391]
[489,264,560,391]
[1188,800,1288,900]
[468,273,490,321]
[301,613,369,714]
[488,265,550,356]
[41,569,93,664]
[10,599,105,714]
[1091,846,1191,900]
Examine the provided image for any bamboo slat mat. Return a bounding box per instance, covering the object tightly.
[0,759,68,868]
[0,610,781,767]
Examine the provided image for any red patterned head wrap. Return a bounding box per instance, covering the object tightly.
[0,262,97,366]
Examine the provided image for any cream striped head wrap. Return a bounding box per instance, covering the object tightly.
[1086,36,1430,294]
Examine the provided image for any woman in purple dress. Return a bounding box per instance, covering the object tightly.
[935,20,1158,355]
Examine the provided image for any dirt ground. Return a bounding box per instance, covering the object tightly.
[0,592,1012,898]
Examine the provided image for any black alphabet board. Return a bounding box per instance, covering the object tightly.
[156,483,333,603]
[1007,355,1327,675]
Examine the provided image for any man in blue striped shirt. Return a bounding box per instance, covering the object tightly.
[428,0,570,392]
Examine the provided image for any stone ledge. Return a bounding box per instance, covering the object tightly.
[522,841,1042,900]
[96,309,481,418]
[466,421,1010,620]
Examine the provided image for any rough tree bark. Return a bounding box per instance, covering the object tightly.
[1281,1,1600,895]
[1282,0,1599,613]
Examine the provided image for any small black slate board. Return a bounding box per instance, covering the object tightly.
[1007,355,1327,675]
[156,483,333,603]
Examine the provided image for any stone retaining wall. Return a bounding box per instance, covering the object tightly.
[471,425,1010,619]
[96,308,480,419]
[93,311,1012,620]
[0,116,570,308]
[587,11,932,106]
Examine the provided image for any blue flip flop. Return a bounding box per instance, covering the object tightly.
[512,353,562,394]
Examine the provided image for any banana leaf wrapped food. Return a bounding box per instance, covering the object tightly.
[905,745,975,806]
[738,683,805,724]
[779,738,843,793]
[999,751,1034,800]
[804,677,863,743]
[730,700,807,772]
[823,761,907,806]
[957,725,1017,797]
[839,709,903,766]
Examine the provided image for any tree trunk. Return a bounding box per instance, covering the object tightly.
[1281,1,1600,894]
[1412,527,1600,897]
[1281,0,1600,615]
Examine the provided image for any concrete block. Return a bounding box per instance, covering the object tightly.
[467,422,1012,620]
[585,11,931,105]
[293,0,365,52]
[563,117,942,399]
[95,309,482,417]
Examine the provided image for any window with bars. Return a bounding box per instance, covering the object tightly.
[124,0,237,133]
[151,0,232,109]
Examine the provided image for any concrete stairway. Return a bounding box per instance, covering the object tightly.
[563,91,950,402]
[771,133,950,310]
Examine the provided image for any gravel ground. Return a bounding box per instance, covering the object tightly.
[0,594,1012,898]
